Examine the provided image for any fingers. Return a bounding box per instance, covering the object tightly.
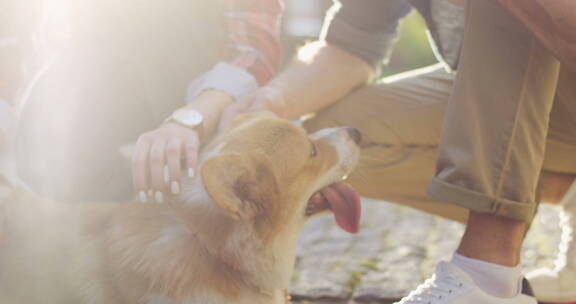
[166,139,183,195]
[247,87,285,116]
[218,95,259,132]
[246,97,268,113]
[132,124,201,203]
[149,139,167,202]
[133,134,152,202]
[184,135,199,179]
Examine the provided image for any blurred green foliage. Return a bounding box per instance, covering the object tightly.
[381,10,438,77]
[282,7,437,78]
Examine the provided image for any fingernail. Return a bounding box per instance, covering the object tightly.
[171,181,180,195]
[148,189,154,198]
[163,166,170,184]
[155,191,164,203]
[138,191,147,202]
[188,168,195,178]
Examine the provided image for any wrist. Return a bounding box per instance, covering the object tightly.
[173,90,234,140]
[163,108,205,141]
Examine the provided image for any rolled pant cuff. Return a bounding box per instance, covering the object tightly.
[427,177,536,222]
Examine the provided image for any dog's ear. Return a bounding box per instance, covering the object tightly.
[202,151,279,221]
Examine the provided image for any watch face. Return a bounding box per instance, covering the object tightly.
[173,109,203,127]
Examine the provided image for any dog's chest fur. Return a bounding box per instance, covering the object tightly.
[0,190,290,304]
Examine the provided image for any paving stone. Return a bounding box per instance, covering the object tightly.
[291,199,563,303]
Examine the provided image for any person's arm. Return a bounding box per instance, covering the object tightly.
[220,0,411,128]
[495,0,576,72]
[132,0,284,202]
[187,0,284,102]
[256,42,376,120]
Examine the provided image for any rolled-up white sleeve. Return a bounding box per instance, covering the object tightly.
[187,62,259,103]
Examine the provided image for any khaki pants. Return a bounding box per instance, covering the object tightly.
[430,0,576,222]
[305,61,576,223]
[308,0,576,223]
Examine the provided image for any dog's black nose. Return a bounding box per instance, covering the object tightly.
[346,127,362,144]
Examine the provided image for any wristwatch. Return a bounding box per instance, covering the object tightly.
[164,108,205,139]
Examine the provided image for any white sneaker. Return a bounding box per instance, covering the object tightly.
[395,262,536,304]
[527,180,576,303]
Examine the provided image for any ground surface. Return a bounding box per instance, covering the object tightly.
[290,199,564,304]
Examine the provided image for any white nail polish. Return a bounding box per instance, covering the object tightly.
[138,191,147,202]
[155,191,164,203]
[163,166,170,184]
[171,181,180,195]
[188,168,195,178]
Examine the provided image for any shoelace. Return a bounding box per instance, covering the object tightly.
[397,272,464,304]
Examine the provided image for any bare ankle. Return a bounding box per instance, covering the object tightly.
[457,212,526,267]
[540,171,576,204]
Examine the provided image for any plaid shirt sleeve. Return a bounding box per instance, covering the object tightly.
[225,0,284,85]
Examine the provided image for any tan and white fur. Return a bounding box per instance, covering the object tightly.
[0,112,361,304]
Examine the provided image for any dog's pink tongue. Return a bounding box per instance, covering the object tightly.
[321,182,361,234]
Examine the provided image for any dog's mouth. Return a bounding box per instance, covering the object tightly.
[305,182,361,234]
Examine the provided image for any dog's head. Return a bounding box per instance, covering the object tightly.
[199,111,362,241]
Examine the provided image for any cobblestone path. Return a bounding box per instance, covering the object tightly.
[290,199,563,303]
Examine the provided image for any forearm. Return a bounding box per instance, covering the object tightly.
[267,42,374,120]
[182,90,234,139]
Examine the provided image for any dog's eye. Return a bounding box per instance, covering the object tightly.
[310,142,318,158]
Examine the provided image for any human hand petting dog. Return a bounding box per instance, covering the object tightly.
[132,90,233,203]
[132,123,200,203]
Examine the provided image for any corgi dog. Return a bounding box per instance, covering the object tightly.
[0,112,362,304]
